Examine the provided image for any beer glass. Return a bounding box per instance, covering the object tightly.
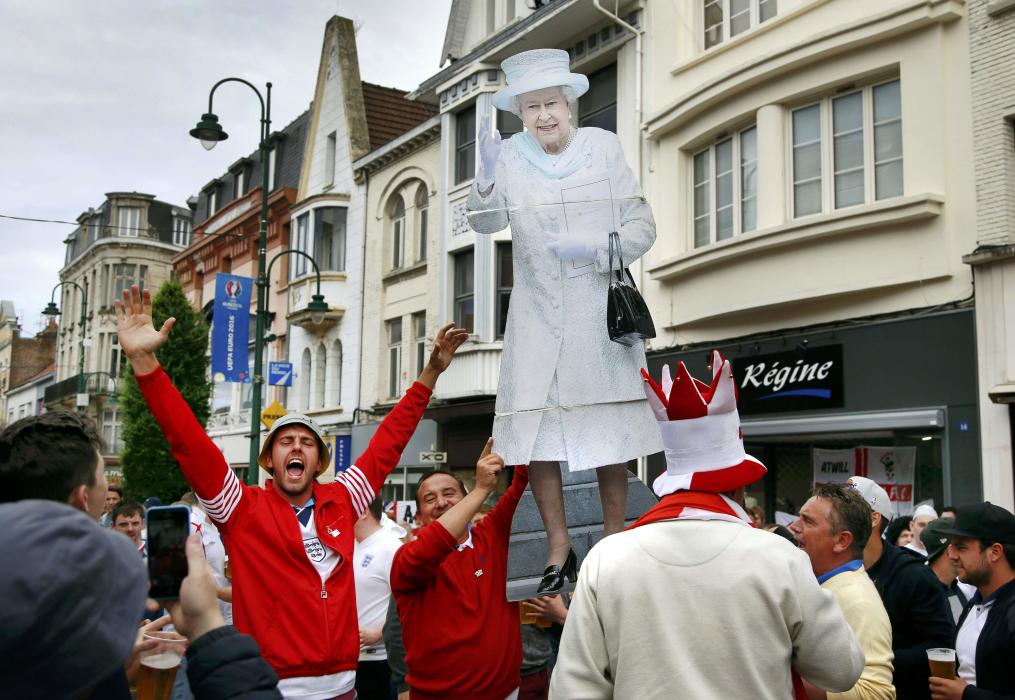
[520,600,552,628]
[138,631,187,700]
[927,648,957,680]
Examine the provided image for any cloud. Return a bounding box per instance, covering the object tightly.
[0,0,451,335]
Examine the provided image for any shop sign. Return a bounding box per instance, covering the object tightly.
[813,446,916,516]
[734,344,844,415]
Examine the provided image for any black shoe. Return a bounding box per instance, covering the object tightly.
[536,548,577,595]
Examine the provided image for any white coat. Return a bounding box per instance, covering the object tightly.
[467,127,663,470]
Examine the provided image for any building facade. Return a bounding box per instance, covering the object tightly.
[962,0,1015,510]
[6,363,55,424]
[354,113,441,504]
[47,192,192,465]
[408,0,992,513]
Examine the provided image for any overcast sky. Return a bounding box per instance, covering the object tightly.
[0,0,451,336]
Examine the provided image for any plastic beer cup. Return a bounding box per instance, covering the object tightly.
[137,631,187,700]
[927,648,956,680]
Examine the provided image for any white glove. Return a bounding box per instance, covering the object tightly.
[477,115,502,189]
[547,236,595,261]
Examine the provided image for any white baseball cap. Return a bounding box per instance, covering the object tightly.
[846,476,893,520]
[256,412,330,474]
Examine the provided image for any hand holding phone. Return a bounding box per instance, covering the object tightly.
[146,506,191,601]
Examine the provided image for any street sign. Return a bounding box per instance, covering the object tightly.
[260,400,287,430]
[419,451,447,464]
[268,361,293,387]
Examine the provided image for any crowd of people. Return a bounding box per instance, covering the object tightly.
[3,44,1015,700]
[0,286,1012,700]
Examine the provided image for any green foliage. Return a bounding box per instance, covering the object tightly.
[120,280,211,502]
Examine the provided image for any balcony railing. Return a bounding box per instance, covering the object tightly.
[433,342,503,400]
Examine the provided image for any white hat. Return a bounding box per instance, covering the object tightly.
[492,49,589,116]
[256,412,331,474]
[913,503,939,520]
[846,476,893,520]
[641,350,766,497]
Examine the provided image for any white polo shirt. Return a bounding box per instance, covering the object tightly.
[354,526,402,661]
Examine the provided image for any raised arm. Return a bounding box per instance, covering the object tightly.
[467,116,510,234]
[339,323,469,514]
[115,286,244,527]
[390,439,504,593]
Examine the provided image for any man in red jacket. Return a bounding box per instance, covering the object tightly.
[390,439,528,700]
[115,286,468,700]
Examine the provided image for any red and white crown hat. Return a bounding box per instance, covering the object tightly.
[641,350,766,497]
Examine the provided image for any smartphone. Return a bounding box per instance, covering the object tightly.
[146,505,191,600]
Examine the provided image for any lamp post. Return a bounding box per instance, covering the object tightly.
[42,280,89,412]
[190,77,273,486]
[263,250,329,340]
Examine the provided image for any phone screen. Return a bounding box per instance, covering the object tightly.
[146,506,190,600]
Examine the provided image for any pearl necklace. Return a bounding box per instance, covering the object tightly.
[546,127,577,166]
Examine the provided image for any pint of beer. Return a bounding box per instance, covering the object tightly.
[137,631,186,700]
[927,648,957,679]
[520,600,552,628]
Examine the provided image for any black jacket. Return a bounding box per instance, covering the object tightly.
[955,578,1015,700]
[186,626,282,700]
[869,542,955,700]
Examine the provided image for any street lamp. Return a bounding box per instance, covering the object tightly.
[191,77,273,486]
[263,250,330,340]
[42,280,89,412]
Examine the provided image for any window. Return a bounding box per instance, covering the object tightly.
[391,197,406,269]
[267,147,277,191]
[112,264,144,303]
[233,168,247,199]
[330,339,342,405]
[291,213,309,278]
[704,0,777,49]
[495,242,513,338]
[791,79,903,218]
[325,132,337,187]
[413,312,427,378]
[299,348,311,411]
[415,187,429,263]
[314,207,346,272]
[453,249,474,332]
[579,63,617,133]
[88,217,100,244]
[118,206,140,237]
[208,189,219,216]
[455,106,476,184]
[173,218,192,247]
[387,318,403,398]
[109,333,122,378]
[692,125,757,247]
[102,409,122,454]
[314,344,326,409]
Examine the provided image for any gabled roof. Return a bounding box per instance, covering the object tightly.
[361,82,438,151]
[440,0,470,66]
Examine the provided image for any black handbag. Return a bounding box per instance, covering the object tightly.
[606,231,656,346]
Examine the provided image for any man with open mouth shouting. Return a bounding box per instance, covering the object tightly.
[114,285,469,700]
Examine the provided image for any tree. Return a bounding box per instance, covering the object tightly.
[120,280,210,502]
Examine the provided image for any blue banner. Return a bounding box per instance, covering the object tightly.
[211,274,252,382]
[333,435,351,471]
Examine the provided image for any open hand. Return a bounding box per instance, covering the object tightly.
[114,285,174,362]
[426,323,470,375]
[475,438,504,492]
[478,115,502,185]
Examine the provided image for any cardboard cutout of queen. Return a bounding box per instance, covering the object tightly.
[467,48,663,595]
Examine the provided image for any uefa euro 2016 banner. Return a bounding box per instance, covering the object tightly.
[813,446,917,516]
[211,273,253,382]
